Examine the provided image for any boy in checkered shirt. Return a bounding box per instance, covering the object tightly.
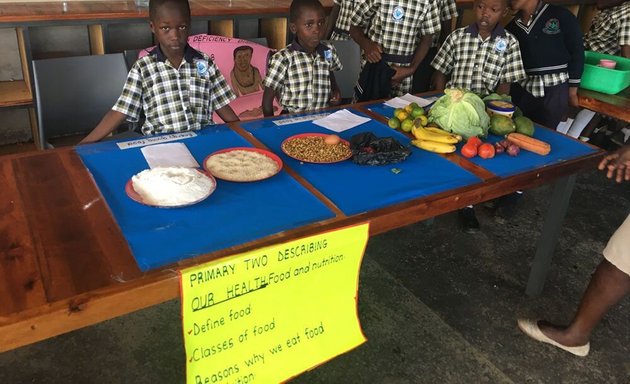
[412,0,459,93]
[432,0,526,233]
[325,0,356,40]
[431,0,526,97]
[81,0,238,144]
[263,0,343,116]
[584,0,630,58]
[349,0,441,96]
[564,0,629,142]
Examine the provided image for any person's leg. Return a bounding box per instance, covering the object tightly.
[537,259,630,346]
[540,82,568,130]
[535,213,630,346]
[511,83,541,123]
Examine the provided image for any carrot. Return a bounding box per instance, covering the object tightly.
[506,132,551,156]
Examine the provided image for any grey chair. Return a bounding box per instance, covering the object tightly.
[123,48,142,70]
[328,39,361,101]
[32,53,129,149]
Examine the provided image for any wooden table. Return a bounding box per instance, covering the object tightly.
[0,103,603,353]
[578,86,630,123]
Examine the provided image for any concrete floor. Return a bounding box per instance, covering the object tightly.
[1,169,629,383]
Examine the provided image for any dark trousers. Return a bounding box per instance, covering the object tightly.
[511,81,569,130]
[412,47,438,93]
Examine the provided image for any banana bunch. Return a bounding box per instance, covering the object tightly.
[410,126,462,154]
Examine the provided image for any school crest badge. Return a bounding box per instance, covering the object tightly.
[324,49,333,61]
[195,60,209,76]
[392,6,405,23]
[542,18,561,34]
[494,38,507,53]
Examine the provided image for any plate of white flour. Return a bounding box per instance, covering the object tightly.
[127,167,216,207]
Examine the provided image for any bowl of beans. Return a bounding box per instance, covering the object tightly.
[281,133,352,163]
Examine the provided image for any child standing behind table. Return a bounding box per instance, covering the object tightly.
[506,0,584,131]
[81,0,238,144]
[584,0,630,57]
[262,0,343,116]
[431,0,526,97]
[325,0,356,40]
[431,0,527,233]
[412,0,459,93]
[349,0,441,97]
[565,0,630,143]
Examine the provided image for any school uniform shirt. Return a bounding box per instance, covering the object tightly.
[584,1,630,55]
[431,23,527,97]
[263,40,342,113]
[506,3,584,97]
[431,0,458,48]
[350,0,441,95]
[331,0,356,40]
[114,45,236,135]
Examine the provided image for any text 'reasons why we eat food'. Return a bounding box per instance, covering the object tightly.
[180,224,369,384]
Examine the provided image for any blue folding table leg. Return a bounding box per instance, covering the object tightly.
[526,174,577,297]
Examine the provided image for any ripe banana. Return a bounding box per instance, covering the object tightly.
[412,126,461,144]
[411,139,457,154]
[424,127,463,142]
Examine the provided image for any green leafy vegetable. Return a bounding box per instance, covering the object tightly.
[428,88,490,139]
[482,93,512,102]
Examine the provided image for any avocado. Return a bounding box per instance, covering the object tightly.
[489,114,516,136]
[514,116,535,137]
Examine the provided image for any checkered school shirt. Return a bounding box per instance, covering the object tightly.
[520,72,568,98]
[431,0,459,48]
[431,24,527,97]
[584,2,630,55]
[350,0,441,95]
[331,0,356,40]
[113,45,235,135]
[263,40,342,113]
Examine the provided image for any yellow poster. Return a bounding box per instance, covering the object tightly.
[180,223,369,384]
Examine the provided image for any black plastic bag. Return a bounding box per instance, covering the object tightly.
[350,132,412,165]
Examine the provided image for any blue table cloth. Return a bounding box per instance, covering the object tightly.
[363,102,598,178]
[76,126,334,271]
[364,102,397,120]
[241,109,482,216]
[466,127,599,177]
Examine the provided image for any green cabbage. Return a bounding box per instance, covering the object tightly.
[428,88,490,139]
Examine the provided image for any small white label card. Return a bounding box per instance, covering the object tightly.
[140,142,200,169]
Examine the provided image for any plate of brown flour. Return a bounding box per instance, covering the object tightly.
[203,147,283,182]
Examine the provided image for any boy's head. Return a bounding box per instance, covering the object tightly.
[149,0,191,60]
[289,0,326,53]
[474,0,508,34]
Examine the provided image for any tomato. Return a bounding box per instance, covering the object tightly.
[467,136,483,148]
[461,143,478,158]
[478,143,496,159]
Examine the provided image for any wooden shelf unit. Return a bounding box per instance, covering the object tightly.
[0,81,31,108]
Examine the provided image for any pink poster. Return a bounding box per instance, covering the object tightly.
[139,34,280,122]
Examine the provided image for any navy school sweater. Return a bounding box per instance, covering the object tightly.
[506,3,584,87]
